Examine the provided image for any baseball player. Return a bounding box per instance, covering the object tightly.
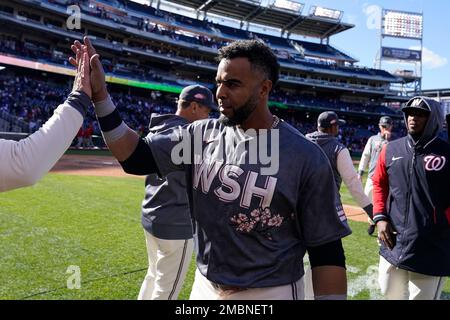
[357,116,393,235]
[0,46,92,192]
[75,38,351,300]
[373,97,450,300]
[304,111,373,299]
[138,85,217,300]
[307,111,373,220]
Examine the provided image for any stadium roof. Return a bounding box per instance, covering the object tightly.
[162,0,354,39]
[421,88,450,97]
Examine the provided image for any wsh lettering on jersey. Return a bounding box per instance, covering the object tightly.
[193,160,285,239]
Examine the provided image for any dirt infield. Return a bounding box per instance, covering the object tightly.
[51,154,139,178]
[50,154,367,222]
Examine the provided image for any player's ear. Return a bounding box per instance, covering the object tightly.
[191,102,197,114]
[260,79,272,98]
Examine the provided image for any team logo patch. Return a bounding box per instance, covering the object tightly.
[229,207,285,241]
[424,155,446,172]
[194,93,205,100]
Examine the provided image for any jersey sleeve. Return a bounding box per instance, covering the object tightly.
[146,122,195,177]
[297,147,352,247]
[337,148,371,208]
[358,136,372,174]
[0,92,87,192]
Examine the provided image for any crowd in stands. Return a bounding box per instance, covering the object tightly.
[0,73,408,152]
[0,73,177,145]
[40,0,394,81]
[0,34,399,117]
[0,0,398,101]
[271,89,397,115]
[0,35,169,83]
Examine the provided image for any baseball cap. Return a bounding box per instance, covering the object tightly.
[402,96,431,114]
[318,111,346,128]
[179,85,218,111]
[379,116,393,127]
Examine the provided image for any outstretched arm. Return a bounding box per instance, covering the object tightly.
[337,148,373,219]
[70,37,141,162]
[69,37,171,176]
[0,47,92,192]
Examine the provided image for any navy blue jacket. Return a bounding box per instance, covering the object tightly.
[373,98,450,276]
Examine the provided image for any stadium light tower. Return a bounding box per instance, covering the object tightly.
[376,9,424,95]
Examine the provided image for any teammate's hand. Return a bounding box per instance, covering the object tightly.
[376,220,396,250]
[71,46,92,98]
[69,36,107,102]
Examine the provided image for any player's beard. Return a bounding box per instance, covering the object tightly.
[219,93,259,127]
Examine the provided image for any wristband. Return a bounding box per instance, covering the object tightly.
[94,95,115,117]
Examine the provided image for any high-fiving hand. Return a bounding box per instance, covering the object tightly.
[71,45,92,98]
[69,36,107,102]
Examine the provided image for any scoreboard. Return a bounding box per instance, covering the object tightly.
[383,10,423,40]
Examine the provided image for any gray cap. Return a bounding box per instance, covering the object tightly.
[402,96,431,114]
[379,116,393,127]
[179,85,218,111]
[318,111,346,128]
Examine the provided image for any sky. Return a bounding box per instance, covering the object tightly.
[288,0,449,90]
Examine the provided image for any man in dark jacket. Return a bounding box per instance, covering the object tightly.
[372,96,450,300]
[138,85,217,300]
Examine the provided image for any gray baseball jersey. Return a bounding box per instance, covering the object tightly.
[358,133,388,179]
[141,114,193,240]
[146,118,351,288]
[306,131,348,225]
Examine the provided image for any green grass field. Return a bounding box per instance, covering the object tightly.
[0,173,448,300]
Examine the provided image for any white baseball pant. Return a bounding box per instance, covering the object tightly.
[138,230,194,300]
[364,178,375,225]
[189,268,304,300]
[378,256,447,300]
[364,177,373,201]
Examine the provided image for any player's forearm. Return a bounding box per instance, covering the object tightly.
[358,153,369,172]
[94,95,140,161]
[0,91,88,192]
[338,149,371,208]
[311,266,347,299]
[307,239,347,299]
[107,128,139,162]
